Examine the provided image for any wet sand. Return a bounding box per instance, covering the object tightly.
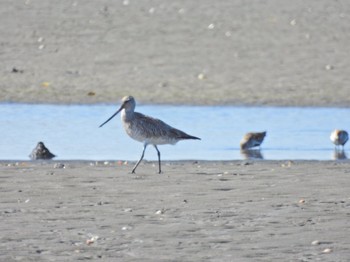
[1,160,350,261]
[1,0,350,106]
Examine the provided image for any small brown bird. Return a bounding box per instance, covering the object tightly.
[330,129,348,149]
[240,131,266,150]
[29,142,56,160]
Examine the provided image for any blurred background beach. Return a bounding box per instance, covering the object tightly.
[1,0,350,106]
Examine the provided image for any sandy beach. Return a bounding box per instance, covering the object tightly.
[1,160,350,261]
[1,1,350,261]
[1,0,350,106]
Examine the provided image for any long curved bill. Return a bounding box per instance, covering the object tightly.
[99,106,123,128]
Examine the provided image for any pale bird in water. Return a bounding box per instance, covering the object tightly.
[330,129,348,149]
[99,96,201,173]
[240,131,266,150]
[29,141,56,160]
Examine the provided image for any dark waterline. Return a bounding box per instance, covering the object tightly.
[1,103,349,161]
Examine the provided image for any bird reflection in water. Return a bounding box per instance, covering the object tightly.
[240,149,264,160]
[332,149,347,160]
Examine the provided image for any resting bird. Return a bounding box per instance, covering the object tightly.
[29,142,56,160]
[240,131,266,150]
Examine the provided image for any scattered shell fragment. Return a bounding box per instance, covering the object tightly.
[86,235,99,245]
[197,73,206,80]
[122,0,129,6]
[225,31,232,37]
[208,23,215,29]
[322,248,332,254]
[155,209,165,215]
[299,199,306,204]
[325,64,334,70]
[38,44,45,50]
[86,239,94,245]
[121,226,132,231]
[290,19,296,26]
[311,240,320,245]
[54,163,65,169]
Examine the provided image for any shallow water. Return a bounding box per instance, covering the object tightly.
[1,104,349,161]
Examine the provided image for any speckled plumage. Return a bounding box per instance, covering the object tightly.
[100,96,200,173]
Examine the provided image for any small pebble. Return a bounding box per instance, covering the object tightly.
[12,67,24,73]
[208,23,215,29]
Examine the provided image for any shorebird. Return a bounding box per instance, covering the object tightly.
[29,141,56,160]
[330,129,348,149]
[240,131,266,150]
[99,96,200,173]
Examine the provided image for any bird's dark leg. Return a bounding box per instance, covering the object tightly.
[132,144,148,173]
[153,145,161,174]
